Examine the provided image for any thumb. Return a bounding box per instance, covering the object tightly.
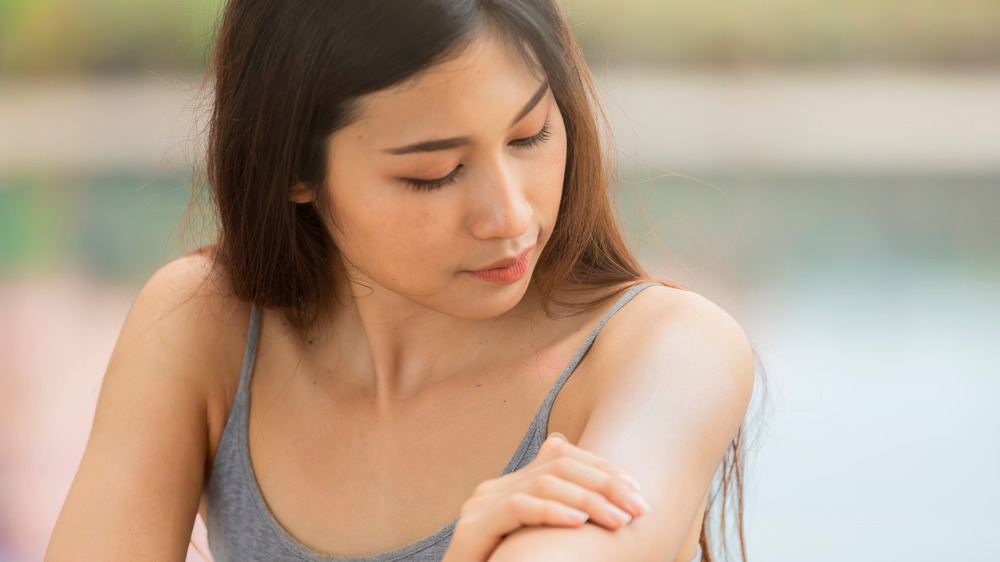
[539,432,568,454]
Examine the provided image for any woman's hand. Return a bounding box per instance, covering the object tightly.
[441,433,653,562]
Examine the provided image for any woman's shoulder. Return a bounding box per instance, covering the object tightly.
[614,283,749,346]
[587,282,754,407]
[556,281,749,345]
[126,252,252,422]
[131,252,251,361]
[46,254,253,558]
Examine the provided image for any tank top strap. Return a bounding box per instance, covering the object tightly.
[528,282,661,442]
[235,304,263,402]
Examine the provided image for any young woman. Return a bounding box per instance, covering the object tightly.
[47,1,754,561]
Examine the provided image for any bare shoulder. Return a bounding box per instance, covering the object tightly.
[123,253,252,460]
[46,254,249,560]
[614,284,749,346]
[579,282,755,461]
[114,253,251,412]
[129,252,249,350]
[593,283,754,396]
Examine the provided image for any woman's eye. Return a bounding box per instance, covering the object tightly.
[401,122,550,192]
[404,165,462,192]
[510,120,552,149]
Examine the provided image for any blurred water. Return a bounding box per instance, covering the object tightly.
[634,172,1000,559]
[744,260,1000,559]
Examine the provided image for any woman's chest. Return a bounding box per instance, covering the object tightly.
[224,342,597,557]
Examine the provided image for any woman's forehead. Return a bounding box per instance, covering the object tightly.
[345,33,548,140]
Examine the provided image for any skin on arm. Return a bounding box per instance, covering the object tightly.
[486,286,755,562]
[46,255,246,561]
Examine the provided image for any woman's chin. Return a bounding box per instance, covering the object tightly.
[445,276,537,321]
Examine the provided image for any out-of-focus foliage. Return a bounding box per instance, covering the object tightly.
[0,0,222,76]
[0,0,998,74]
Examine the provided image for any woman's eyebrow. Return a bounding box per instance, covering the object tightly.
[383,80,551,155]
[508,79,551,127]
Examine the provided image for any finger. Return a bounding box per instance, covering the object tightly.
[549,431,568,443]
[527,473,637,529]
[503,492,591,529]
[449,483,590,562]
[457,491,591,550]
[538,432,567,455]
[534,440,642,492]
[529,456,652,519]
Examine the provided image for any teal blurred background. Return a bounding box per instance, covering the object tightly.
[1,0,998,560]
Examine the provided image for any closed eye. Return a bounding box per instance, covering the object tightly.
[510,120,552,149]
[403,165,463,192]
[402,120,551,192]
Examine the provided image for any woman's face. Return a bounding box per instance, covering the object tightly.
[319,31,567,320]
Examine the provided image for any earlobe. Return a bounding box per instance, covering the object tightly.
[289,182,317,204]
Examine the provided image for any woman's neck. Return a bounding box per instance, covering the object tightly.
[310,277,545,409]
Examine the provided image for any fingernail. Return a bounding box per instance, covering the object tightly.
[626,492,654,515]
[547,432,568,443]
[607,505,632,526]
[616,472,641,491]
[564,507,589,524]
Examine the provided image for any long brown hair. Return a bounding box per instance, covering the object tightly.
[198,1,751,559]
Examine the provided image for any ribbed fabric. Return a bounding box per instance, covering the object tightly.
[205,282,697,561]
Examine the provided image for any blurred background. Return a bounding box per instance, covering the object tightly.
[1,0,998,560]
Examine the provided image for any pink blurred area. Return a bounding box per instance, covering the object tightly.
[0,275,211,561]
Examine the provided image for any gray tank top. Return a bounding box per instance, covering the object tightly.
[205,282,701,562]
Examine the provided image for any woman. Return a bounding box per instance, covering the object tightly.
[47,1,754,561]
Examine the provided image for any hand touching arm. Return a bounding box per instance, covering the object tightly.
[485,287,754,562]
[442,433,652,562]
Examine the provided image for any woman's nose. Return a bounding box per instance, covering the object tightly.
[466,163,533,240]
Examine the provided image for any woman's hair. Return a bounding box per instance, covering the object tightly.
[199,1,749,560]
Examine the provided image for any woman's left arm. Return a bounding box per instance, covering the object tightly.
[487,288,755,562]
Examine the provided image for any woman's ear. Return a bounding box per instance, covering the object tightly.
[289,182,316,204]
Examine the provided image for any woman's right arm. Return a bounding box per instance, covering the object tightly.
[46,256,243,561]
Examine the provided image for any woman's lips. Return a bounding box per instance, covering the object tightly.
[469,250,532,285]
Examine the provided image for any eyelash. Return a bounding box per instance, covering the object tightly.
[510,121,552,149]
[407,166,463,192]
[405,120,553,192]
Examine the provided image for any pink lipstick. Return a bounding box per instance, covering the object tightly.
[469,251,532,285]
